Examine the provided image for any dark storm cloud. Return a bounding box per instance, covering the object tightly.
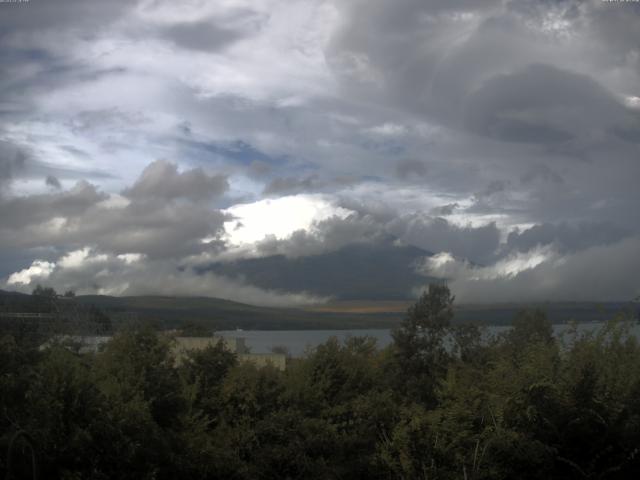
[153,4,267,52]
[326,0,640,245]
[162,19,242,52]
[0,49,125,106]
[387,214,501,265]
[520,164,564,185]
[430,203,459,216]
[68,200,227,259]
[462,64,635,144]
[206,240,433,301]
[427,236,640,303]
[395,159,428,180]
[7,252,325,306]
[505,221,631,255]
[0,181,107,231]
[45,175,62,189]
[0,161,228,259]
[253,214,385,259]
[0,141,27,191]
[330,0,640,148]
[0,1,134,111]
[0,0,134,35]
[587,1,640,63]
[245,208,502,266]
[209,208,507,299]
[475,180,508,200]
[123,160,229,202]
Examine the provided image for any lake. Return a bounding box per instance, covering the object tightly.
[218,322,640,357]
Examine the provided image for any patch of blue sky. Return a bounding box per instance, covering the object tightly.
[176,137,290,168]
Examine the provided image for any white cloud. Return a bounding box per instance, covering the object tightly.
[58,248,90,269]
[7,260,55,285]
[4,248,326,307]
[418,238,640,303]
[421,245,558,282]
[117,253,144,264]
[625,95,640,109]
[58,248,108,269]
[223,194,352,246]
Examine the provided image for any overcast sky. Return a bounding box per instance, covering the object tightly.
[1,0,639,305]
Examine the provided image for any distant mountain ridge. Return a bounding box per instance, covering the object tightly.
[1,289,636,330]
[33,292,400,330]
[199,241,437,300]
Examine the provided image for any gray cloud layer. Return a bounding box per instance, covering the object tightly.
[0,162,227,259]
[123,160,229,202]
[1,0,639,302]
[420,236,640,303]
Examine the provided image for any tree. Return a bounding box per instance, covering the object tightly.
[178,321,212,337]
[180,341,237,421]
[391,283,455,406]
[507,309,554,349]
[90,328,189,479]
[32,284,57,298]
[88,305,112,335]
[23,347,109,478]
[94,327,185,428]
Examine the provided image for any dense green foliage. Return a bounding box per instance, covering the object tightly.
[0,287,111,349]
[2,285,640,479]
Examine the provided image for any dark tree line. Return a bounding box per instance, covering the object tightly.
[0,286,112,348]
[2,284,640,479]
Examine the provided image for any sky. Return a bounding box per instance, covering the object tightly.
[1,0,639,305]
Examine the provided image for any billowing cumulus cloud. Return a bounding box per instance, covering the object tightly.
[4,248,324,307]
[7,260,55,286]
[419,237,640,303]
[252,213,384,259]
[0,160,326,305]
[1,0,639,303]
[224,207,503,270]
[327,0,640,225]
[0,161,229,260]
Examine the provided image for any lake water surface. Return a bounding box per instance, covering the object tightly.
[219,322,640,357]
